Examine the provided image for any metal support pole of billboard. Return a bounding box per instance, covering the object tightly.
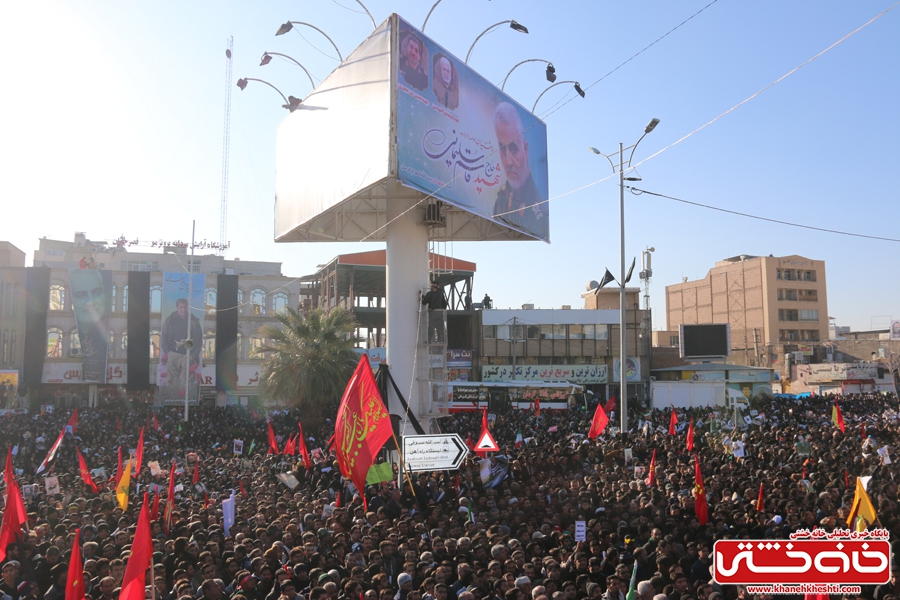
[588,118,659,437]
[185,220,195,422]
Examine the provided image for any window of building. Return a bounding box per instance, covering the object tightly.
[778,309,799,322]
[798,289,818,302]
[68,329,81,356]
[203,330,216,359]
[121,330,128,354]
[525,325,540,339]
[49,284,66,311]
[272,292,289,313]
[777,289,798,301]
[110,286,117,313]
[188,259,201,273]
[47,327,64,357]
[496,325,510,340]
[236,332,244,360]
[205,287,217,315]
[109,331,116,358]
[669,335,680,346]
[124,261,158,271]
[801,330,820,342]
[237,288,244,306]
[250,335,269,359]
[782,270,796,281]
[776,269,782,280]
[779,329,799,342]
[122,285,128,312]
[483,325,497,339]
[803,270,816,282]
[250,288,266,315]
[583,325,596,340]
[150,285,162,314]
[9,332,14,364]
[150,329,160,359]
[1,330,7,365]
[799,309,819,322]
[569,325,584,340]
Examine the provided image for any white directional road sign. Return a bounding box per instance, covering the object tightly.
[402,434,469,472]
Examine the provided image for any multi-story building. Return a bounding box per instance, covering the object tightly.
[664,254,828,368]
[2,233,317,408]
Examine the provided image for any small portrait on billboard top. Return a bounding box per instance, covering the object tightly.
[432,53,459,110]
[492,102,548,238]
[398,29,428,91]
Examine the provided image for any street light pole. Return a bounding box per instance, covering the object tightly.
[185,220,195,422]
[588,118,660,437]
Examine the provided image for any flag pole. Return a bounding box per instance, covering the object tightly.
[390,432,418,503]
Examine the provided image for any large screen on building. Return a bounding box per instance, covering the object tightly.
[680,324,731,359]
[157,272,205,405]
[395,18,549,242]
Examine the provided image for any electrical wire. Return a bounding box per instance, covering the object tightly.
[329,0,367,14]
[538,0,721,120]
[628,186,900,243]
[293,28,340,62]
[494,2,899,221]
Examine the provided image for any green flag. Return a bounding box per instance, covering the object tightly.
[248,439,256,455]
[625,561,638,600]
[366,462,394,485]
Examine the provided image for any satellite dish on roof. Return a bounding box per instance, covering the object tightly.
[586,280,599,291]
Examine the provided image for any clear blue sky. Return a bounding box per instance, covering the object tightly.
[2,1,898,332]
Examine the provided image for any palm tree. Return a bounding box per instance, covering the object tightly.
[253,306,362,425]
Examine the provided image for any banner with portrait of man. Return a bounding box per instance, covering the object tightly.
[395,18,550,242]
[68,269,113,383]
[157,273,205,405]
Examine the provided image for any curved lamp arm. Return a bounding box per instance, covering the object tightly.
[353,0,377,30]
[236,77,301,111]
[465,20,528,64]
[626,119,660,167]
[532,80,585,113]
[421,0,444,32]
[260,52,316,90]
[275,21,344,63]
[501,58,554,91]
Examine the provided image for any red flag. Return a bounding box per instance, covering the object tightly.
[150,491,160,523]
[192,460,199,485]
[603,396,617,414]
[77,448,99,494]
[534,397,540,417]
[120,493,152,600]
[832,402,845,433]
[802,466,807,480]
[588,402,609,439]
[117,446,123,483]
[284,434,297,456]
[116,418,121,431]
[153,413,161,432]
[693,454,709,525]
[454,473,460,495]
[267,422,279,455]
[135,427,145,474]
[203,492,209,509]
[0,479,25,561]
[335,356,393,511]
[756,482,764,512]
[465,433,474,450]
[669,408,678,435]
[861,421,866,439]
[334,486,342,508]
[844,469,850,488]
[297,422,311,469]
[686,418,694,452]
[67,408,79,435]
[239,480,247,499]
[66,528,85,600]
[162,462,175,535]
[646,449,657,488]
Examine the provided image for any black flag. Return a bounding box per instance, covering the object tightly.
[624,257,637,284]
[598,269,616,289]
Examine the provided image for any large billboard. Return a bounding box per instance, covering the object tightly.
[69,269,113,383]
[396,18,549,242]
[157,273,205,405]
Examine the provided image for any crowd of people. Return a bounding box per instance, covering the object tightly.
[2,390,900,600]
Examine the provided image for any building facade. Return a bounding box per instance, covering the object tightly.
[665,254,828,367]
[1,234,317,408]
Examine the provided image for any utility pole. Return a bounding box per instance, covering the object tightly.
[511,316,518,380]
[753,328,761,367]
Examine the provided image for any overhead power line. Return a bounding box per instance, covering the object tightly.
[629,186,900,243]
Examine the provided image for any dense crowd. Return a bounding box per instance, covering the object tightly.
[2,390,900,600]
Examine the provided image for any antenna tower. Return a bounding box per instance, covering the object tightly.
[219,36,233,257]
